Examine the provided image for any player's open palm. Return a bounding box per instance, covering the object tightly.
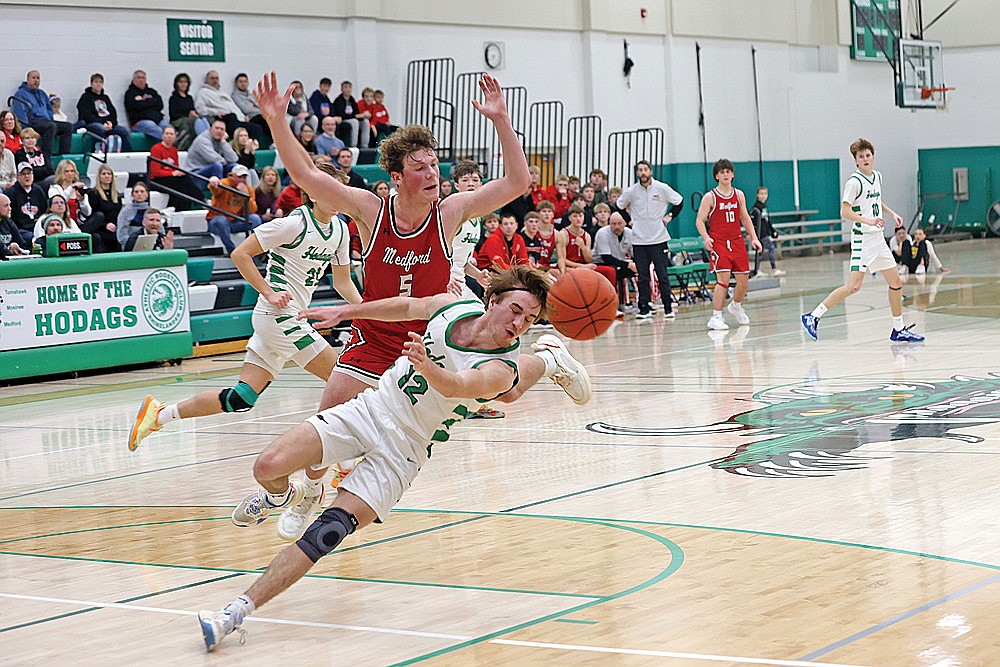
[254,72,294,124]
[403,332,433,373]
[471,74,508,122]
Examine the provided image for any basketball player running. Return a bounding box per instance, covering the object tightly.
[127,164,363,452]
[197,267,586,652]
[253,72,590,540]
[801,138,924,342]
[695,159,762,331]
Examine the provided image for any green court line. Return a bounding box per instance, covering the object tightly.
[553,618,599,625]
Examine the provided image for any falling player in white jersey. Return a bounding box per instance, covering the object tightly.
[128,164,363,451]
[801,138,924,342]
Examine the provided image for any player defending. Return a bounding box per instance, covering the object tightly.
[128,164,363,452]
[253,72,588,540]
[801,139,924,342]
[695,159,762,330]
[196,266,587,651]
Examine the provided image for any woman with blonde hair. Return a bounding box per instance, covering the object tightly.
[48,159,92,224]
[230,127,260,188]
[85,164,123,251]
[254,166,282,222]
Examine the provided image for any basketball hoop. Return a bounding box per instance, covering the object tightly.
[920,86,955,100]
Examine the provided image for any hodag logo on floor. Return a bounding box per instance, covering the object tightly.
[141,269,186,332]
[587,375,1000,478]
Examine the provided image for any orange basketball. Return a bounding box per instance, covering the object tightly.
[546,268,618,340]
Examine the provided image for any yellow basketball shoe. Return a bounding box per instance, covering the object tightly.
[129,395,165,451]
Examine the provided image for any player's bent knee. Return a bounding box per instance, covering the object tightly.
[219,381,263,413]
[296,507,359,563]
[888,285,902,291]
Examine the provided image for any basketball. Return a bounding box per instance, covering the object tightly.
[546,268,618,340]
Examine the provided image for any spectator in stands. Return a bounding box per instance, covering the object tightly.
[124,70,170,142]
[168,72,209,150]
[543,174,572,219]
[255,166,282,222]
[285,81,318,137]
[35,210,65,246]
[231,73,273,148]
[439,179,454,199]
[618,160,683,319]
[593,201,611,229]
[87,164,123,236]
[372,180,391,198]
[196,70,264,143]
[331,81,369,149]
[231,127,260,187]
[501,181,535,226]
[149,126,204,211]
[476,211,528,271]
[534,200,560,276]
[749,185,784,277]
[275,180,302,215]
[475,212,500,256]
[49,94,69,123]
[14,128,55,187]
[579,184,597,231]
[186,120,238,180]
[33,194,81,242]
[594,212,637,300]
[309,78,335,121]
[371,90,399,140]
[589,168,609,205]
[296,124,317,156]
[558,194,588,230]
[896,227,951,275]
[567,175,581,200]
[0,132,14,189]
[0,193,27,257]
[357,88,387,145]
[11,70,73,157]
[48,159,91,224]
[528,165,545,205]
[207,164,261,255]
[2,111,23,154]
[116,180,151,247]
[336,148,368,190]
[315,115,346,157]
[520,211,544,269]
[124,207,173,251]
[608,185,630,223]
[75,73,133,152]
[556,204,615,287]
[4,162,47,245]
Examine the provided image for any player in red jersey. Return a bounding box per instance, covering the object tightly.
[695,159,762,331]
[254,72,590,540]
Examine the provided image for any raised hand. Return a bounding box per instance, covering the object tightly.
[297,305,347,328]
[254,72,295,125]
[402,331,432,373]
[470,73,509,122]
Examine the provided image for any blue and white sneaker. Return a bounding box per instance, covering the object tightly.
[890,325,925,342]
[198,609,243,651]
[232,479,305,527]
[801,314,820,340]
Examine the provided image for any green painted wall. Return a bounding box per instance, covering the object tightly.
[917,146,999,229]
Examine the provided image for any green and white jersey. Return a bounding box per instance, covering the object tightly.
[253,205,350,314]
[844,169,885,236]
[450,216,482,280]
[372,299,520,445]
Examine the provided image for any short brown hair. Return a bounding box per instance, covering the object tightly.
[535,200,554,212]
[524,211,541,222]
[712,158,735,179]
[302,163,350,207]
[850,138,875,157]
[567,205,584,217]
[377,124,437,175]
[484,264,550,318]
[482,212,500,224]
[451,160,482,182]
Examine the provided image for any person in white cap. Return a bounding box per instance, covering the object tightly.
[206,163,261,254]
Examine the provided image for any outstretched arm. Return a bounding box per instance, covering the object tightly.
[297,293,455,328]
[439,74,531,236]
[404,332,516,399]
[254,72,379,233]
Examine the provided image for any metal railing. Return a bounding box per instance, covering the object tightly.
[146,155,249,225]
[607,128,665,190]
[567,115,602,185]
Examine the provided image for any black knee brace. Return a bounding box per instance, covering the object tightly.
[296,507,359,563]
[218,381,269,413]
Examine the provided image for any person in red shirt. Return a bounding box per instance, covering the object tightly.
[528,165,545,205]
[543,174,572,219]
[358,88,399,143]
[148,126,205,211]
[476,212,528,271]
[275,181,302,216]
[556,204,616,286]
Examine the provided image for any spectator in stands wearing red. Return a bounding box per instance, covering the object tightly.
[206,164,261,255]
[556,204,616,286]
[336,148,369,190]
[534,200,560,275]
[124,70,170,142]
[14,128,55,188]
[255,166,282,222]
[168,73,209,150]
[196,70,264,144]
[528,165,545,205]
[276,181,302,217]
[75,73,133,152]
[358,88,398,143]
[543,174,572,219]
[87,165,123,237]
[11,70,72,158]
[588,168,609,205]
[0,132,15,189]
[48,160,91,224]
[285,81,318,137]
[476,212,528,271]
[309,78,335,121]
[474,212,500,256]
[331,81,370,149]
[2,112,23,154]
[149,126,204,211]
[5,162,48,246]
[231,73,272,148]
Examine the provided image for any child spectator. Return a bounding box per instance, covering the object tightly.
[749,186,784,277]
[49,94,69,122]
[309,78,335,120]
[543,174,572,219]
[359,88,399,143]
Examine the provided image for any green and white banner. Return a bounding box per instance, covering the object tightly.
[1,266,189,351]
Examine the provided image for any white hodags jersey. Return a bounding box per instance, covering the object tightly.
[843,169,885,235]
[450,217,482,280]
[371,299,519,447]
[253,205,351,314]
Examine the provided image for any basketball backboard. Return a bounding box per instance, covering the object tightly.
[895,39,949,109]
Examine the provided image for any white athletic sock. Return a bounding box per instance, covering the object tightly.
[712,310,723,318]
[265,487,291,507]
[892,316,905,330]
[302,474,324,490]
[157,404,181,426]
[539,350,558,377]
[811,303,829,318]
[223,594,256,626]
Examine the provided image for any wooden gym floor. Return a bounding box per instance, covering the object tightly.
[2,238,999,666]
